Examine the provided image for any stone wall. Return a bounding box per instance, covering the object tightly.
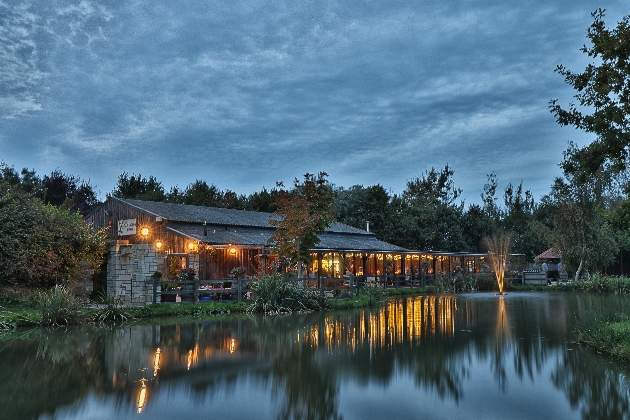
[106,240,166,305]
[106,241,205,305]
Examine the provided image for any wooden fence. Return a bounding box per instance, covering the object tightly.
[151,274,445,304]
[151,272,522,303]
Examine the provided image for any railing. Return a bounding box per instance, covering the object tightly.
[152,274,441,304]
[152,278,253,304]
[151,272,514,303]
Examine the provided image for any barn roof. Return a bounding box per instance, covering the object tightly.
[116,198,368,235]
[167,224,407,252]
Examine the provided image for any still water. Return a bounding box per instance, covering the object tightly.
[2,292,630,420]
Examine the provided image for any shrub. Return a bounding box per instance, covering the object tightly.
[38,284,84,326]
[0,312,16,333]
[452,273,477,292]
[0,184,107,288]
[191,303,231,317]
[247,274,327,314]
[576,310,630,362]
[476,273,498,291]
[94,293,130,324]
[361,283,385,306]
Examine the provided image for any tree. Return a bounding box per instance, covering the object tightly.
[180,180,222,206]
[388,166,467,251]
[269,172,336,277]
[111,172,166,201]
[550,9,630,176]
[403,165,462,206]
[244,187,276,213]
[0,182,107,289]
[0,162,40,194]
[40,169,99,216]
[502,181,539,258]
[543,147,617,279]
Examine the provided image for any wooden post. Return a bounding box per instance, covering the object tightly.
[194,278,199,302]
[318,252,324,295]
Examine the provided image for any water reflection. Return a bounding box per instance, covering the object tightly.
[2,293,630,419]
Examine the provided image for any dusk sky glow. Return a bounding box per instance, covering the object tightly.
[1,0,628,205]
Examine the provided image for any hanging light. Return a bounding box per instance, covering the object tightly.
[140,227,150,237]
[229,246,237,255]
[155,240,163,250]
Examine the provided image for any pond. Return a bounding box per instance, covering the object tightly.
[2,292,630,420]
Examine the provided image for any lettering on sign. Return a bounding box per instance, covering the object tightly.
[117,218,137,236]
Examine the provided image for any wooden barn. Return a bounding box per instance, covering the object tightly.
[86,198,503,304]
[86,197,408,303]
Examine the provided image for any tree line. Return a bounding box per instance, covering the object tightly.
[1,158,624,269]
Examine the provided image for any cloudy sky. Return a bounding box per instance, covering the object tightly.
[1,0,628,205]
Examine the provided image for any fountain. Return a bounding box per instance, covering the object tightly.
[485,234,512,295]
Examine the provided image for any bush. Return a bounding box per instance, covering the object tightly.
[361,283,385,306]
[247,274,327,314]
[0,184,107,288]
[550,274,630,294]
[576,310,630,362]
[38,284,84,326]
[476,273,498,291]
[93,293,130,324]
[0,312,16,333]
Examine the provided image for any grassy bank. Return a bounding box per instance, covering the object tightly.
[576,311,630,364]
[0,282,433,331]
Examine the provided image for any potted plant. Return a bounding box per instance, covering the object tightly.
[230,266,246,279]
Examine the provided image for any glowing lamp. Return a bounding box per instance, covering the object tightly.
[141,227,149,237]
[155,240,163,250]
[229,247,237,255]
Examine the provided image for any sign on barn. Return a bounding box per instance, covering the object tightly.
[117,218,137,236]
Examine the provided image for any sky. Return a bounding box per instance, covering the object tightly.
[1,0,628,206]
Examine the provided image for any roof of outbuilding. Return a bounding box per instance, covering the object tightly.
[537,248,560,260]
[116,197,369,235]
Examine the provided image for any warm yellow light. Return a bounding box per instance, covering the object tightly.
[155,240,163,249]
[153,348,161,377]
[230,338,236,353]
[137,379,147,413]
[188,242,198,251]
[141,227,149,236]
[229,247,237,255]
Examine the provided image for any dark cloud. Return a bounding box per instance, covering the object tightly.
[0,0,627,204]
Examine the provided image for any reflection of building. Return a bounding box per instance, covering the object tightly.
[87,198,497,303]
[301,295,459,352]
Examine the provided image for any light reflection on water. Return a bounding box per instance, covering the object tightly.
[2,292,630,420]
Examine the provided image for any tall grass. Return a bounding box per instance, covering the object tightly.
[360,283,385,306]
[93,292,130,324]
[247,274,328,314]
[576,310,630,363]
[553,273,630,294]
[0,312,16,333]
[38,284,84,327]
